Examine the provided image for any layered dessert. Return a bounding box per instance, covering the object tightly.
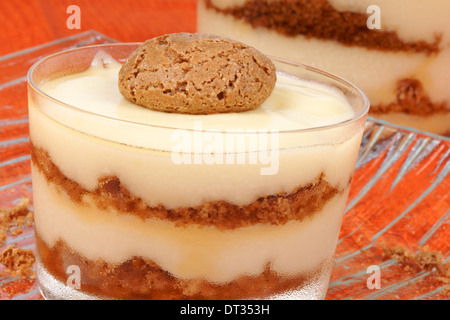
[28,35,368,299]
[198,0,450,135]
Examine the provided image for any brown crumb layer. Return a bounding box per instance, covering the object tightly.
[1,245,35,279]
[370,78,449,116]
[382,245,450,280]
[0,197,34,244]
[0,198,36,296]
[30,143,342,229]
[36,234,331,299]
[204,0,442,55]
[0,198,35,281]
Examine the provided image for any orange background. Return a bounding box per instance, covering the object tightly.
[0,0,197,56]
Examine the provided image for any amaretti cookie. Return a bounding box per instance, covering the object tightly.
[118,33,276,114]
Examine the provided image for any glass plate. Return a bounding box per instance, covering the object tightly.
[0,32,448,300]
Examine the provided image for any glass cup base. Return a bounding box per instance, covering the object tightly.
[36,259,96,300]
[36,256,333,300]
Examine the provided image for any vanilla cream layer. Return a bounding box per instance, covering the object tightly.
[32,165,348,283]
[40,61,355,134]
[208,0,450,44]
[30,61,363,209]
[198,2,450,109]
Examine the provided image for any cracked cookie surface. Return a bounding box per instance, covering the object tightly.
[118,33,277,114]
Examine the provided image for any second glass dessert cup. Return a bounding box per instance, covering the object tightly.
[27,43,370,300]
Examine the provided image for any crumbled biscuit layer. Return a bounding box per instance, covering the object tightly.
[0,198,35,280]
[36,234,332,299]
[370,78,449,116]
[0,245,35,279]
[382,245,450,280]
[204,0,442,55]
[119,33,277,114]
[30,143,342,229]
[0,197,33,244]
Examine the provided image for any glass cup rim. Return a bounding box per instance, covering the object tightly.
[27,42,370,135]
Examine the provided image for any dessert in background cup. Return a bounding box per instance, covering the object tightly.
[198,0,450,136]
[27,34,369,300]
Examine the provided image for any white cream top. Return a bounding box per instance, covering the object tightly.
[30,55,362,208]
[41,58,355,134]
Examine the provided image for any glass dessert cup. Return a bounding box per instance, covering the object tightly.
[197,0,450,136]
[27,43,369,300]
